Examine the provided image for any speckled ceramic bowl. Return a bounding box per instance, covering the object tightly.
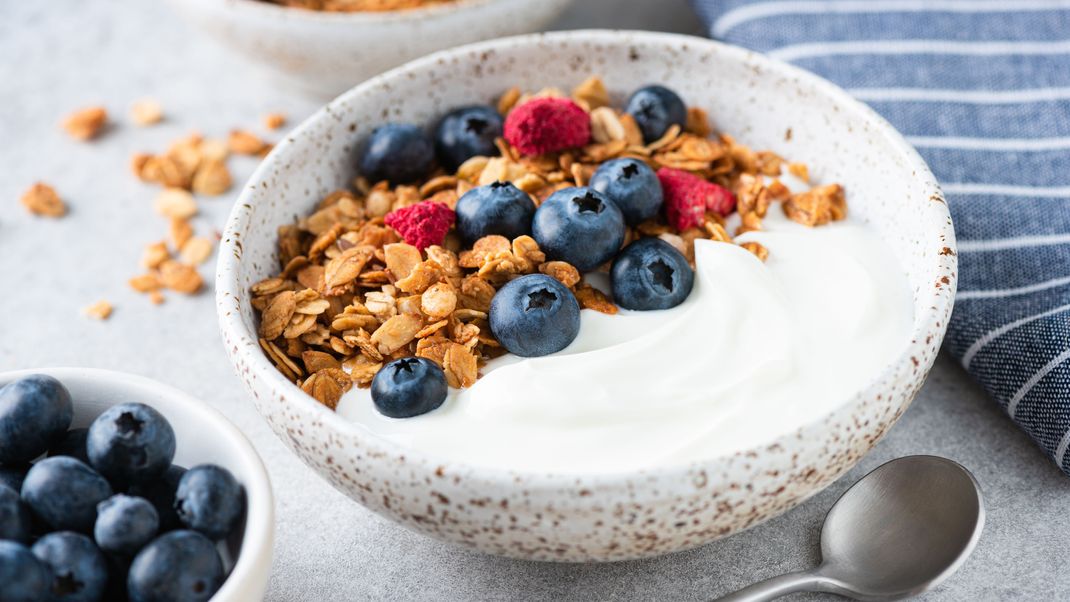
[164,0,573,97]
[216,30,955,562]
[0,368,275,600]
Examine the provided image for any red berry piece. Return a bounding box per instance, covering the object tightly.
[384,201,456,250]
[656,167,737,230]
[503,98,591,156]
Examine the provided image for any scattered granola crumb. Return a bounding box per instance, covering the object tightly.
[228,129,268,155]
[170,218,193,250]
[62,106,108,141]
[129,273,161,292]
[141,241,171,269]
[159,260,204,294]
[20,182,67,218]
[130,99,164,126]
[179,237,214,265]
[190,158,232,196]
[263,113,287,130]
[149,291,166,305]
[787,162,809,183]
[83,300,113,320]
[154,188,198,220]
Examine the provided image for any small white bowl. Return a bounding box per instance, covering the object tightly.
[164,0,574,97]
[0,368,275,601]
[217,30,955,561]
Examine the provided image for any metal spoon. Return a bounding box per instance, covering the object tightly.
[714,456,984,601]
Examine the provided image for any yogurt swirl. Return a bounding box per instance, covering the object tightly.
[338,210,913,473]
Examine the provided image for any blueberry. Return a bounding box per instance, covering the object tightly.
[174,465,244,540]
[50,428,90,464]
[127,530,223,602]
[358,123,435,185]
[454,181,536,243]
[87,402,176,486]
[610,238,694,311]
[32,532,108,602]
[0,540,51,602]
[531,187,625,272]
[0,374,74,464]
[624,85,687,143]
[0,464,30,492]
[21,456,113,533]
[589,158,663,225]
[434,104,503,170]
[95,495,159,556]
[0,484,31,543]
[489,274,580,357]
[127,465,186,532]
[370,358,448,419]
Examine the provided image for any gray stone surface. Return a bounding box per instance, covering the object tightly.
[2,1,1069,600]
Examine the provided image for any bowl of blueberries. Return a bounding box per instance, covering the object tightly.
[0,369,274,602]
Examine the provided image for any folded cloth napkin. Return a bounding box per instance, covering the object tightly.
[690,0,1070,473]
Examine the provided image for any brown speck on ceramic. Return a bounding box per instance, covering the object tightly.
[215,31,955,562]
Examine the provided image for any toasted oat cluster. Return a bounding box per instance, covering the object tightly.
[261,0,454,11]
[251,76,847,410]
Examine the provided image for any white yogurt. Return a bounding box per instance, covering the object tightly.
[337,209,914,473]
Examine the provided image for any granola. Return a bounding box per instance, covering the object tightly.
[251,76,848,409]
[20,182,67,218]
[62,106,108,141]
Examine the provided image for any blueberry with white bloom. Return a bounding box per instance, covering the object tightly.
[624,85,687,143]
[32,531,109,602]
[94,495,159,556]
[0,540,51,602]
[611,238,694,311]
[454,181,536,243]
[358,123,435,185]
[531,187,625,272]
[127,530,224,602]
[434,105,503,170]
[0,374,74,464]
[174,465,244,540]
[87,402,176,485]
[489,274,580,357]
[589,158,663,225]
[0,484,32,543]
[371,358,448,419]
[21,456,113,533]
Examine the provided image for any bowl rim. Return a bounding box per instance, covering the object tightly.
[0,367,275,601]
[170,0,511,24]
[217,29,955,487]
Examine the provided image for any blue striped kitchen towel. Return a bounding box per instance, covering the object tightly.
[690,0,1070,473]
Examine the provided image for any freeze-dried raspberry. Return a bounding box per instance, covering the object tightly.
[657,167,736,230]
[503,98,591,156]
[384,201,455,250]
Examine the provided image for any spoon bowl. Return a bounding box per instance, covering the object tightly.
[818,456,985,599]
[717,456,984,601]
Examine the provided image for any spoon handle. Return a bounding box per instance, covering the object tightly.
[712,570,824,602]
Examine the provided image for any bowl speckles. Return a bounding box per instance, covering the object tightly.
[216,30,955,562]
